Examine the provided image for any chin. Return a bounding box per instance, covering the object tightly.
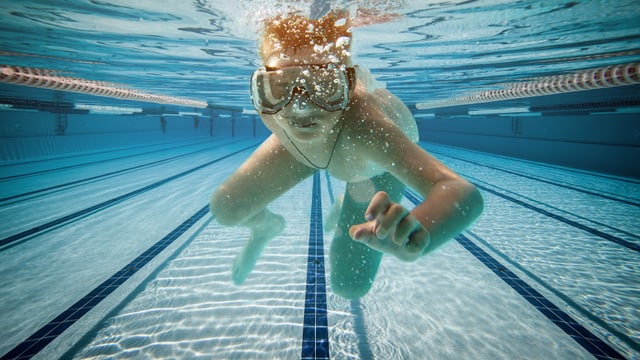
[285,124,323,142]
[286,121,337,143]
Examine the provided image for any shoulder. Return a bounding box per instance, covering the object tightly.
[345,88,416,140]
[343,89,387,138]
[341,93,412,162]
[346,71,419,142]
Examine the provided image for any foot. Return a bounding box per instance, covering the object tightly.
[232,213,285,285]
[324,194,344,233]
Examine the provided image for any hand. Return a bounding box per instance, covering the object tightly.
[349,191,430,262]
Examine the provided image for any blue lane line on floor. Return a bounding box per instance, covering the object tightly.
[474,182,640,252]
[0,205,211,360]
[0,144,256,250]
[467,174,640,243]
[301,172,330,360]
[0,138,217,181]
[427,147,640,207]
[421,145,639,252]
[421,142,640,185]
[323,170,335,204]
[404,190,625,360]
[0,139,240,204]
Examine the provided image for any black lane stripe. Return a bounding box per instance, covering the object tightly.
[301,172,330,360]
[0,144,257,249]
[426,146,640,207]
[466,229,640,354]
[0,138,214,181]
[0,139,240,204]
[473,182,640,252]
[457,232,626,360]
[404,190,625,360]
[466,173,640,242]
[0,137,207,170]
[0,205,211,360]
[420,142,640,185]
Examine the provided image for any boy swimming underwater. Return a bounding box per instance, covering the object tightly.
[210,10,483,299]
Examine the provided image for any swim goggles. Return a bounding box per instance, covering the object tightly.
[250,64,356,115]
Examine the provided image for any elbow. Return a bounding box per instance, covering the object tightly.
[210,185,244,226]
[462,181,484,224]
[209,188,229,225]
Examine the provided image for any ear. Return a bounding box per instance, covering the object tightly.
[347,67,357,90]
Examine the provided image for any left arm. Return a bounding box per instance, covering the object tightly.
[349,112,484,261]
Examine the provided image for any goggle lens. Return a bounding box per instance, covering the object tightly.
[251,66,354,114]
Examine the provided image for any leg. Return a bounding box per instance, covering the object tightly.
[210,135,315,284]
[330,172,404,299]
[231,208,285,285]
[323,193,343,233]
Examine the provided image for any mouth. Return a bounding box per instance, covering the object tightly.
[289,121,318,129]
[288,119,319,129]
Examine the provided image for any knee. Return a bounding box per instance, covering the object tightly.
[209,186,245,226]
[331,266,375,300]
[330,275,374,300]
[328,234,381,300]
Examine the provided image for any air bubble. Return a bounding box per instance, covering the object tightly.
[336,36,350,48]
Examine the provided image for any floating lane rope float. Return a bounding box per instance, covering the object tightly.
[0,65,208,108]
[416,62,640,110]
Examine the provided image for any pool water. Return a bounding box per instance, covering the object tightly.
[1,139,637,359]
[1,1,639,359]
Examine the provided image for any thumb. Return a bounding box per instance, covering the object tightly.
[349,221,377,242]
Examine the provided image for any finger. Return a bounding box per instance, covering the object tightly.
[405,228,430,256]
[364,191,391,221]
[377,203,408,242]
[351,226,396,254]
[349,222,377,242]
[393,213,419,245]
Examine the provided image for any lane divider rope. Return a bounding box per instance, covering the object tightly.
[416,62,640,109]
[0,65,208,108]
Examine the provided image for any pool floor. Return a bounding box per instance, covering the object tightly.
[0,136,637,359]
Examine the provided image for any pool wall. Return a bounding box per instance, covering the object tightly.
[0,104,271,161]
[1,84,638,179]
[415,85,640,179]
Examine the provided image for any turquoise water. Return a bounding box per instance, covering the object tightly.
[2,1,639,108]
[0,1,639,359]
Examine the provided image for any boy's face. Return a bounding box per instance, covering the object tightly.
[261,46,346,142]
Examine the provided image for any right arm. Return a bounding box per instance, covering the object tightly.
[210,135,315,226]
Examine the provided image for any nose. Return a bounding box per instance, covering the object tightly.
[291,86,311,101]
[290,87,309,110]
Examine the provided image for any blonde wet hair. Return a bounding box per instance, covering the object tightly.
[259,9,353,65]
